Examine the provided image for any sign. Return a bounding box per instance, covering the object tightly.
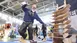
[70,10,77,30]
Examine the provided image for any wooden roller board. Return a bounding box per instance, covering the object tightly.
[53,24,59,26]
[63,20,71,29]
[63,20,71,25]
[53,4,70,16]
[52,19,70,24]
[63,24,70,28]
[53,9,69,17]
[53,24,59,29]
[52,17,68,23]
[53,24,70,29]
[53,11,69,20]
[63,29,69,33]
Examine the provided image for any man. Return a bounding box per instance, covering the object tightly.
[18,2,45,43]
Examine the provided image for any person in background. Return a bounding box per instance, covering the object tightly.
[34,25,38,37]
[0,25,4,38]
[50,26,54,32]
[42,24,47,41]
[2,23,11,41]
[18,1,45,43]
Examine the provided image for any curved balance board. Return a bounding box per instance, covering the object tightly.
[53,11,69,20]
[63,20,71,25]
[53,4,70,15]
[53,17,68,23]
[53,13,69,20]
[52,18,68,23]
[53,10,69,17]
[63,24,70,29]
[53,4,70,17]
[63,29,69,33]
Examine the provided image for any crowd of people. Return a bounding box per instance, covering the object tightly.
[0,23,53,42]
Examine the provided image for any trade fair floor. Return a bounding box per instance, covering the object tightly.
[0,35,53,43]
[0,38,53,43]
[0,41,52,43]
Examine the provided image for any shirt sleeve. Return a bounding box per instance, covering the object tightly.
[34,12,44,24]
[22,4,28,11]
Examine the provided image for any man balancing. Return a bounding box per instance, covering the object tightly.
[18,1,45,43]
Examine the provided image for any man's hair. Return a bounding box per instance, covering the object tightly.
[31,2,36,5]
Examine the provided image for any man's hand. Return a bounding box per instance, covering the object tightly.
[21,2,27,5]
[21,1,29,6]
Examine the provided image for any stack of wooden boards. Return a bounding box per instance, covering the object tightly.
[52,4,71,43]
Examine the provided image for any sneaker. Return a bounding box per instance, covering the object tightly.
[30,40,37,43]
[66,35,72,38]
[19,37,26,43]
[42,38,46,42]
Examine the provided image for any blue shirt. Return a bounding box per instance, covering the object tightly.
[22,4,44,24]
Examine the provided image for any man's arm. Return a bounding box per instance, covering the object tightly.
[21,2,28,11]
[34,12,44,24]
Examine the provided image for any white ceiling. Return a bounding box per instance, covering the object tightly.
[0,0,56,16]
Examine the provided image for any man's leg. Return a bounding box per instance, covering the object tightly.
[28,24,37,43]
[28,23,33,40]
[18,22,28,39]
[18,22,30,43]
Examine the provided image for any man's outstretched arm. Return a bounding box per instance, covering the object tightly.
[34,12,44,25]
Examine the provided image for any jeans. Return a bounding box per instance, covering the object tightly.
[18,22,33,40]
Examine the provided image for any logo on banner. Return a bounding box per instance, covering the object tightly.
[70,10,77,16]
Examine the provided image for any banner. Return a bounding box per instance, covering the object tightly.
[70,10,77,30]
[56,0,77,11]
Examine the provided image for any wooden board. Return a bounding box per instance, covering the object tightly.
[53,4,70,15]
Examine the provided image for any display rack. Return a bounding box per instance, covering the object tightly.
[52,0,71,43]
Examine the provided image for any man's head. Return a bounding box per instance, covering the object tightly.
[32,4,37,10]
